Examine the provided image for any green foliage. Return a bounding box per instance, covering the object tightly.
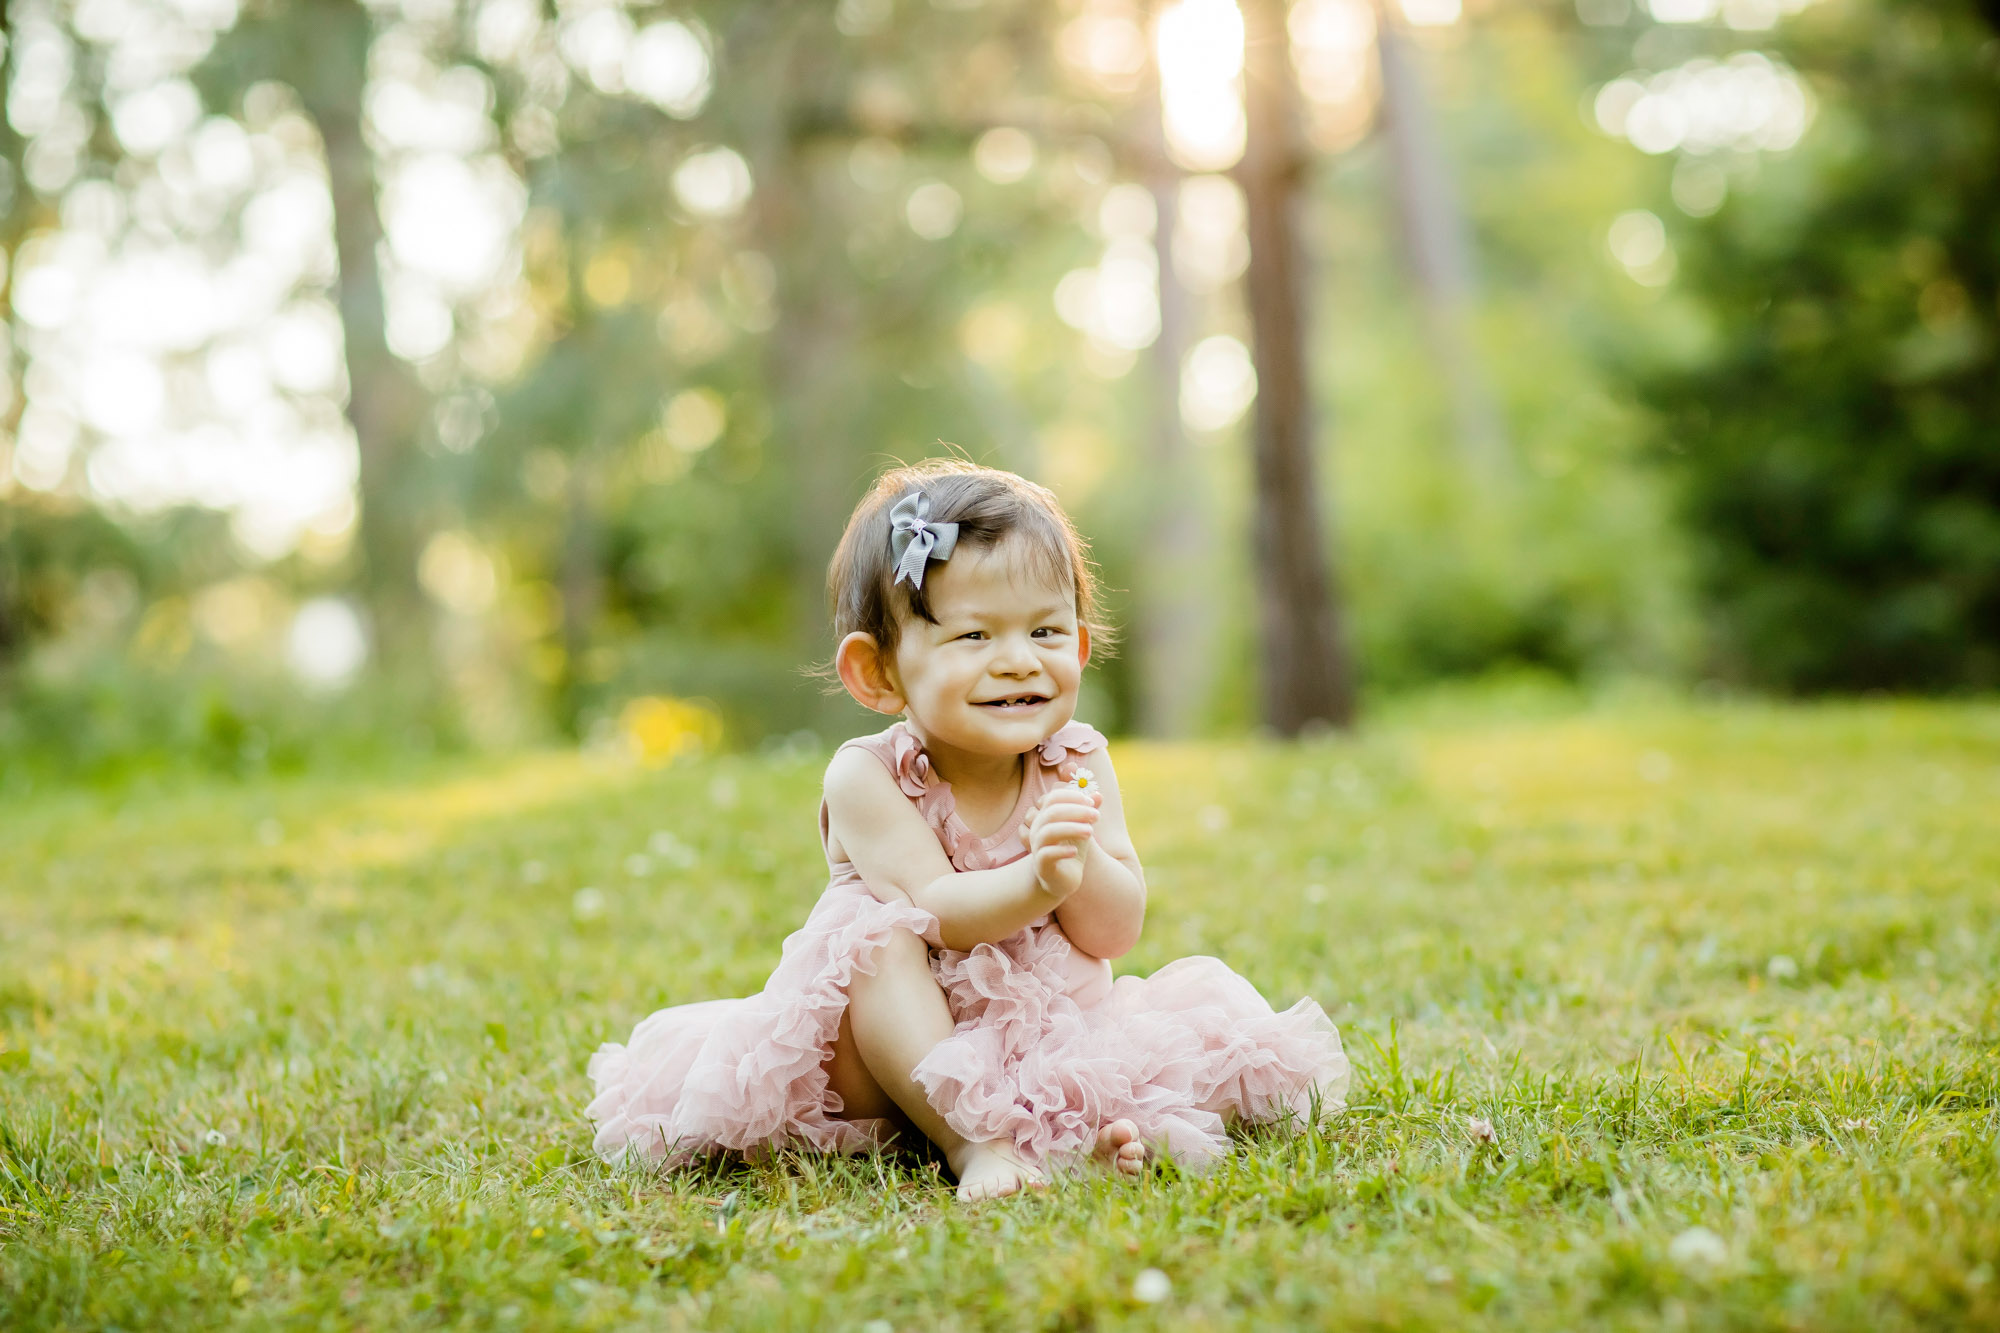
[435,1,1124,737]
[1641,0,2000,690]
[0,659,468,789]
[19,0,1989,754]
[0,497,237,653]
[3,702,1997,1328]
[1323,12,1699,691]
[0,500,468,784]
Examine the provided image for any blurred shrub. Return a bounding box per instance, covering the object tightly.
[1,497,237,654]
[1641,0,2000,691]
[0,495,465,783]
[581,629,880,749]
[617,694,723,765]
[0,658,467,789]
[1319,39,1701,698]
[1341,421,1695,692]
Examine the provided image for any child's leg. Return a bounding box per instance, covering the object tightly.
[825,928,1042,1201]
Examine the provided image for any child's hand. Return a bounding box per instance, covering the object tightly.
[1023,783,1101,902]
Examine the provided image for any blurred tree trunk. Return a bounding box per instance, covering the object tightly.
[556,441,602,736]
[199,0,433,654]
[0,0,31,671]
[740,23,863,655]
[1135,88,1213,738]
[1237,0,1356,733]
[1376,15,1509,474]
[291,0,429,653]
[764,221,864,652]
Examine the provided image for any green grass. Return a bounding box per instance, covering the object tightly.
[3,699,1998,1330]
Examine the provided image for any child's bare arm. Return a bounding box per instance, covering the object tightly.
[822,749,1080,951]
[1045,749,1146,959]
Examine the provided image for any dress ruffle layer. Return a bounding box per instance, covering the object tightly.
[586,881,937,1166]
[587,720,1349,1172]
[917,929,1348,1168]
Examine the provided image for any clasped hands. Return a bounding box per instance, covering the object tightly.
[1020,779,1101,902]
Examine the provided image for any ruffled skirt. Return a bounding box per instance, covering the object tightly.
[586,880,1348,1170]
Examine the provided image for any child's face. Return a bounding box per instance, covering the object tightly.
[888,537,1090,758]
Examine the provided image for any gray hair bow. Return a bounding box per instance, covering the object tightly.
[889,492,959,589]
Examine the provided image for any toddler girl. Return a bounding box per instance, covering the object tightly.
[587,460,1348,1200]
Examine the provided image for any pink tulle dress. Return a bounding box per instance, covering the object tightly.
[586,720,1349,1172]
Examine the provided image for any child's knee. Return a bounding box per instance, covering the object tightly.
[874,928,932,974]
[850,929,932,1001]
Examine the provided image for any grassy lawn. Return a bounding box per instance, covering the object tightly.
[3,699,1997,1330]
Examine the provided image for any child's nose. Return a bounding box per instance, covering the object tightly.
[994,636,1039,673]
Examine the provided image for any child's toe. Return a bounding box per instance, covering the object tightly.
[1115,1141,1147,1175]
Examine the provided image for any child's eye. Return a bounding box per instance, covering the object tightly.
[958,631,986,641]
[1032,627,1064,639]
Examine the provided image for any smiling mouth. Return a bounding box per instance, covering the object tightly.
[977,695,1049,710]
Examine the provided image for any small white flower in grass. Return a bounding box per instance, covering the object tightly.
[572,887,606,921]
[203,1129,227,1147]
[1668,1225,1727,1270]
[1766,954,1799,980]
[624,854,653,877]
[1132,1267,1172,1303]
[1838,1116,1872,1133]
[860,1322,893,1333]
[1467,1116,1498,1145]
[1197,804,1229,834]
[521,860,547,885]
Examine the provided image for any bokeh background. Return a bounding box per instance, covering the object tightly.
[0,0,1994,779]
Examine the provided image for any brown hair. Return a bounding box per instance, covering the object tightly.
[826,458,1111,661]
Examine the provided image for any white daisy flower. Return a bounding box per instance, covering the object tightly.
[1668,1226,1727,1269]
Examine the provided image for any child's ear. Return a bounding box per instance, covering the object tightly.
[1076,622,1092,672]
[836,632,905,715]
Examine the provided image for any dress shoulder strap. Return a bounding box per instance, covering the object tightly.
[827,719,1107,872]
[1033,721,1108,773]
[834,719,1105,789]
[833,721,934,799]
[827,721,966,859]
[823,722,925,865]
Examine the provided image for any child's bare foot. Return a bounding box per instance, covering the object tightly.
[948,1140,1045,1202]
[1094,1119,1148,1176]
